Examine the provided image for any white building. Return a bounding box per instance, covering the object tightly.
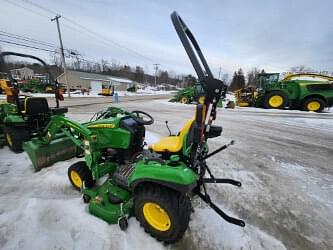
[56,70,135,91]
[10,67,34,80]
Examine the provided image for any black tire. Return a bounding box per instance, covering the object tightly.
[264,91,288,109]
[68,161,95,191]
[4,126,30,153]
[302,97,325,112]
[134,184,191,243]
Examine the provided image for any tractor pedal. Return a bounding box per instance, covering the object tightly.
[112,164,135,188]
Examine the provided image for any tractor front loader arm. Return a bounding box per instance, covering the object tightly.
[40,115,92,147]
[40,115,102,171]
[23,115,101,172]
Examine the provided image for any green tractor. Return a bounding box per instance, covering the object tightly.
[170,82,205,104]
[23,12,245,243]
[0,52,76,160]
[255,72,333,112]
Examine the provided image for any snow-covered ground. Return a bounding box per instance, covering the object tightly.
[1,98,332,250]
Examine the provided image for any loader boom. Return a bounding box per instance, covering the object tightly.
[40,115,93,147]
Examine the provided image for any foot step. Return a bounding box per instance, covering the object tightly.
[112,164,135,188]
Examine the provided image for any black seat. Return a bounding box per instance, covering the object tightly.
[23,97,50,131]
[25,97,49,115]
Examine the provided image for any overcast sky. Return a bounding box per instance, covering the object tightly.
[0,0,332,78]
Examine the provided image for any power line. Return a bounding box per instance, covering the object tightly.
[0,39,58,53]
[18,0,154,63]
[21,0,57,15]
[62,16,153,62]
[0,31,56,48]
[3,0,50,19]
[0,30,78,55]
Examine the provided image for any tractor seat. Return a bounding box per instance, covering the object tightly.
[150,118,194,153]
[23,97,49,115]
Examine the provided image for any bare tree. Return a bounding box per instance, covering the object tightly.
[100,59,109,72]
[290,65,313,73]
[247,67,261,87]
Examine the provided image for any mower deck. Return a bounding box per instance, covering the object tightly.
[83,179,133,224]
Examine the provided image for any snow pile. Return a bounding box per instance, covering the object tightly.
[0,129,286,250]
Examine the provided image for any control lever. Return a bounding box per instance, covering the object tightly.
[165,120,173,136]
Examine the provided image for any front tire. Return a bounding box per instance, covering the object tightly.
[264,91,288,109]
[5,126,30,152]
[68,161,95,191]
[134,184,191,243]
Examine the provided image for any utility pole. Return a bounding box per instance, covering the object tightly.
[51,15,70,97]
[218,66,222,80]
[153,63,159,87]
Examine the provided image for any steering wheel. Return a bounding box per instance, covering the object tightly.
[131,110,154,125]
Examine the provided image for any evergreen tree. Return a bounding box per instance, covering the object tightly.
[229,71,238,91]
[237,68,245,89]
[229,68,245,91]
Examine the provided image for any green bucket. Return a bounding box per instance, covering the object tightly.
[23,134,78,171]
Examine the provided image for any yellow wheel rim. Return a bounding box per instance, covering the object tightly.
[268,95,283,108]
[198,96,205,104]
[143,202,171,231]
[6,133,13,146]
[307,101,320,111]
[70,171,82,188]
[180,96,189,104]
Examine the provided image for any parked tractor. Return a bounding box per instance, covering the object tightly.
[0,52,76,159]
[98,85,114,96]
[235,73,333,112]
[22,12,245,243]
[170,82,205,104]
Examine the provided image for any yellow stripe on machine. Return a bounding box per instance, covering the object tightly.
[88,124,115,129]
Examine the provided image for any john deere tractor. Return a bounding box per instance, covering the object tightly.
[23,12,245,243]
[170,82,205,104]
[0,52,76,159]
[236,72,333,112]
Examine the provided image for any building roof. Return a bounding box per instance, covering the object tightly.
[57,70,133,84]
[10,67,33,72]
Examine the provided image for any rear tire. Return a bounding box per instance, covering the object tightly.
[264,91,288,109]
[134,184,191,243]
[68,161,95,191]
[4,126,30,153]
[302,98,325,112]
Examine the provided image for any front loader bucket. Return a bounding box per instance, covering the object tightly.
[23,135,78,171]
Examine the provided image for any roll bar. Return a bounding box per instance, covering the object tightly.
[171,12,225,105]
[0,52,60,108]
[171,12,213,80]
